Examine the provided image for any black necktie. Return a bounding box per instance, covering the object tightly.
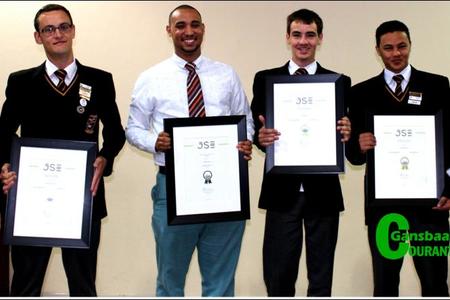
[185,63,206,117]
[393,74,404,97]
[54,69,68,93]
[294,68,308,75]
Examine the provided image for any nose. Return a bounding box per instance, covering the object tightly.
[54,27,63,38]
[184,25,195,35]
[299,35,308,44]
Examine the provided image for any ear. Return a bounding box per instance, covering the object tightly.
[375,45,381,56]
[318,33,323,44]
[34,31,42,45]
[166,24,172,37]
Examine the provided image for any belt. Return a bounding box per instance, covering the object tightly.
[159,166,166,175]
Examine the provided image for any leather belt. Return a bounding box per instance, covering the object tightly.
[159,166,166,175]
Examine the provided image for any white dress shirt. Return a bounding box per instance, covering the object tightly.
[288,60,318,75]
[126,54,254,166]
[45,59,77,86]
[384,64,411,93]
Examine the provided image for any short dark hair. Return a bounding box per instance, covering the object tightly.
[34,4,73,32]
[286,9,323,35]
[168,4,202,24]
[375,20,411,47]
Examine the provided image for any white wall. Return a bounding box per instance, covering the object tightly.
[0,1,449,296]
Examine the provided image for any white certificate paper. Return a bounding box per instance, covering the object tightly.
[172,125,241,216]
[13,147,87,239]
[374,115,437,199]
[273,82,336,166]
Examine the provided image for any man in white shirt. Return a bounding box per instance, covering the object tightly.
[125,4,254,297]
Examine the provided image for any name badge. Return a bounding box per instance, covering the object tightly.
[408,91,422,105]
[79,83,92,101]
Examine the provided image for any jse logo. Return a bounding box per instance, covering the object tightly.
[296,96,313,105]
[43,163,62,172]
[395,129,412,137]
[197,141,215,149]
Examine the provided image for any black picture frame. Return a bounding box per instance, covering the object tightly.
[4,137,96,248]
[367,111,444,207]
[163,115,250,225]
[265,74,345,174]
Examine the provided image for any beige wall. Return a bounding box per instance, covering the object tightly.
[0,1,449,296]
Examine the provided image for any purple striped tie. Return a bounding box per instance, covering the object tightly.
[185,63,206,117]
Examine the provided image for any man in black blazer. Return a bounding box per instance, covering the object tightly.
[250,9,351,296]
[346,20,450,296]
[0,4,125,296]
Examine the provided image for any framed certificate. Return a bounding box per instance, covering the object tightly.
[163,115,250,225]
[367,112,445,206]
[265,74,346,174]
[4,137,97,248]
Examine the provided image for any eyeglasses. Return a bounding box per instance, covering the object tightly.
[40,23,73,36]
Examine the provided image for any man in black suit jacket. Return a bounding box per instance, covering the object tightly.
[250,9,351,296]
[0,4,125,296]
[346,20,450,296]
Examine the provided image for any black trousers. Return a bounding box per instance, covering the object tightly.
[367,211,449,297]
[10,219,101,297]
[263,193,339,297]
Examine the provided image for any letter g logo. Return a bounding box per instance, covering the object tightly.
[376,213,409,259]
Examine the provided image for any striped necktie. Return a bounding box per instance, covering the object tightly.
[393,74,404,96]
[185,62,206,117]
[54,69,68,93]
[294,68,308,75]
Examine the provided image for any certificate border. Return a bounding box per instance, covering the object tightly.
[164,115,250,225]
[265,74,345,174]
[367,111,445,207]
[4,137,96,248]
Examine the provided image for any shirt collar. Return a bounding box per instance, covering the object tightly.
[45,59,77,82]
[383,64,411,85]
[171,53,204,71]
[288,60,317,75]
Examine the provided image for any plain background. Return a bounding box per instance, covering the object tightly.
[0,1,449,296]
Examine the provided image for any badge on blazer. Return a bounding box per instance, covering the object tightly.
[80,98,88,107]
[77,106,85,114]
[79,83,92,101]
[407,91,422,105]
[85,114,98,134]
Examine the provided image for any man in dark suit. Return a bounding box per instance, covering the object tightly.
[346,20,450,296]
[250,8,351,297]
[0,4,125,296]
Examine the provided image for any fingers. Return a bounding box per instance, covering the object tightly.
[237,140,253,161]
[359,132,376,153]
[258,114,280,147]
[433,196,450,211]
[337,116,351,142]
[91,157,107,196]
[1,163,16,195]
[155,132,171,152]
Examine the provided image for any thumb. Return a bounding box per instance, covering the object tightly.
[259,115,266,127]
